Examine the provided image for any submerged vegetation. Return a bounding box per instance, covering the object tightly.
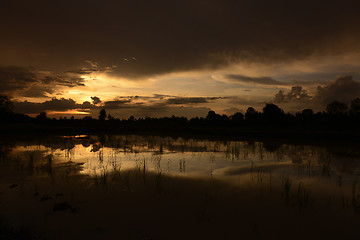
[1,134,360,239]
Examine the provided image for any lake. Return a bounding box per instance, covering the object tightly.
[1,134,360,239]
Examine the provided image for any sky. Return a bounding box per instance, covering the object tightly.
[1,0,360,119]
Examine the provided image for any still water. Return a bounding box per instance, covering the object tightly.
[2,134,360,239]
[4,134,360,182]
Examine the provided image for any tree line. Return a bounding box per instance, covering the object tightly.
[1,95,360,129]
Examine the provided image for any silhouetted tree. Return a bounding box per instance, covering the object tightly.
[0,96,14,121]
[326,101,348,115]
[221,114,230,122]
[99,109,107,121]
[231,112,244,122]
[301,108,314,116]
[245,107,258,122]
[36,112,48,121]
[206,110,221,121]
[0,96,13,112]
[262,103,284,122]
[350,98,360,115]
[107,114,114,120]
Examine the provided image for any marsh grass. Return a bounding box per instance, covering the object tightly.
[281,173,291,203]
[322,158,332,177]
[296,182,311,210]
[1,135,360,239]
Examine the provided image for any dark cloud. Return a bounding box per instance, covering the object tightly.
[166,97,209,105]
[13,98,98,114]
[117,94,175,100]
[103,100,132,109]
[226,74,284,85]
[228,96,264,106]
[315,75,360,105]
[270,76,360,112]
[91,96,102,105]
[274,86,312,103]
[41,75,85,87]
[152,94,174,99]
[22,86,55,98]
[1,1,360,78]
[0,66,37,95]
[67,62,117,75]
[12,95,215,118]
[103,96,225,109]
[0,65,86,98]
[166,97,227,105]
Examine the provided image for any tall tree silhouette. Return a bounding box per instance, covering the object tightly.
[99,109,107,121]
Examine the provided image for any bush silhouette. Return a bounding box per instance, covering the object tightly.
[326,101,348,115]
[350,98,360,115]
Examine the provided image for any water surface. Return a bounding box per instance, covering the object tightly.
[1,134,360,239]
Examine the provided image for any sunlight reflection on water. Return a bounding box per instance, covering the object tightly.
[7,134,360,182]
[2,134,360,240]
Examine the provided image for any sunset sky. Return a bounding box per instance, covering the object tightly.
[1,0,360,118]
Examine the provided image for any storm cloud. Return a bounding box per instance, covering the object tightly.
[272,76,360,112]
[315,75,360,105]
[1,0,360,78]
[0,66,86,98]
[274,86,312,103]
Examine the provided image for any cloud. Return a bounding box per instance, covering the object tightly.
[91,96,101,105]
[223,107,242,114]
[103,100,132,109]
[102,96,225,109]
[270,75,360,112]
[13,98,98,114]
[2,1,360,78]
[226,74,284,85]
[274,86,312,103]
[12,95,216,118]
[67,61,117,75]
[22,86,55,98]
[315,75,360,105]
[166,97,209,105]
[41,75,85,87]
[0,66,37,94]
[0,66,86,98]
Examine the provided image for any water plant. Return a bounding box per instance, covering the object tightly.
[281,173,291,202]
[296,182,310,210]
